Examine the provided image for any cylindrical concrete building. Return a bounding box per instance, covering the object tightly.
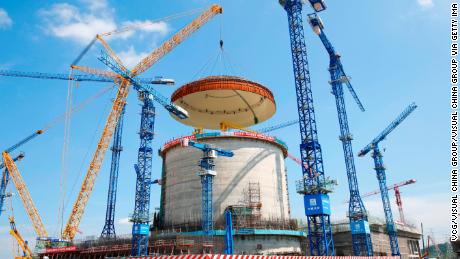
[153,76,304,255]
[160,132,290,227]
[156,132,304,255]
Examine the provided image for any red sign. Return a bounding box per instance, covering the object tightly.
[45,246,77,253]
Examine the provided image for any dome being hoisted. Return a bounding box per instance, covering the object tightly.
[170,76,276,130]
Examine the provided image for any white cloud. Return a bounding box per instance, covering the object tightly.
[0,8,13,29]
[118,46,150,68]
[417,0,434,8]
[39,3,116,44]
[39,1,169,45]
[117,217,131,225]
[81,0,108,12]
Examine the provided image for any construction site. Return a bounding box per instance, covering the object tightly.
[0,0,448,259]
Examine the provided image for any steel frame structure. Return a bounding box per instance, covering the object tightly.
[279,0,334,255]
[131,94,155,255]
[100,106,126,239]
[308,13,372,256]
[358,103,417,256]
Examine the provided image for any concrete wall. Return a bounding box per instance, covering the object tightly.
[332,223,421,258]
[150,234,304,255]
[161,136,290,227]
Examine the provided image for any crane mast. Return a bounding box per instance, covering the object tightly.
[279,0,334,255]
[308,14,372,256]
[0,69,174,85]
[131,94,155,255]
[358,103,418,256]
[100,106,126,239]
[181,138,234,242]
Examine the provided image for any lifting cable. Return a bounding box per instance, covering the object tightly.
[56,69,74,237]
[42,85,114,132]
[71,7,206,66]
[62,86,117,216]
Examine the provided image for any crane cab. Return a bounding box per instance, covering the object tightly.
[307,13,324,35]
[278,0,326,12]
[169,104,189,120]
[308,0,327,12]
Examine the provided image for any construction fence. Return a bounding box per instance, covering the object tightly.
[129,255,400,259]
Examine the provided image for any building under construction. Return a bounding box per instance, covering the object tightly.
[37,218,422,258]
[0,0,428,258]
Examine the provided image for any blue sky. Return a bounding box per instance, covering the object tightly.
[0,0,446,257]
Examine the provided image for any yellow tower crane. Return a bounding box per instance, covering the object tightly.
[61,4,223,241]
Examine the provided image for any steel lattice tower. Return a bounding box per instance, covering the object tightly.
[280,0,334,255]
[307,14,373,255]
[358,103,417,256]
[373,145,400,256]
[101,106,126,239]
[131,93,155,256]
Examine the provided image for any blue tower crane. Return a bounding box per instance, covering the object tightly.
[358,103,418,256]
[100,106,126,239]
[98,51,188,256]
[307,14,373,256]
[180,138,233,237]
[279,0,335,255]
[131,93,155,255]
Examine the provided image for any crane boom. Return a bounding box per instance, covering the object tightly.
[2,152,48,238]
[360,179,416,199]
[95,35,128,73]
[98,51,188,119]
[345,179,416,224]
[4,130,43,154]
[256,119,299,133]
[0,69,172,85]
[130,4,223,77]
[308,13,364,112]
[62,4,222,242]
[358,103,417,157]
[357,103,417,256]
[62,79,130,240]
